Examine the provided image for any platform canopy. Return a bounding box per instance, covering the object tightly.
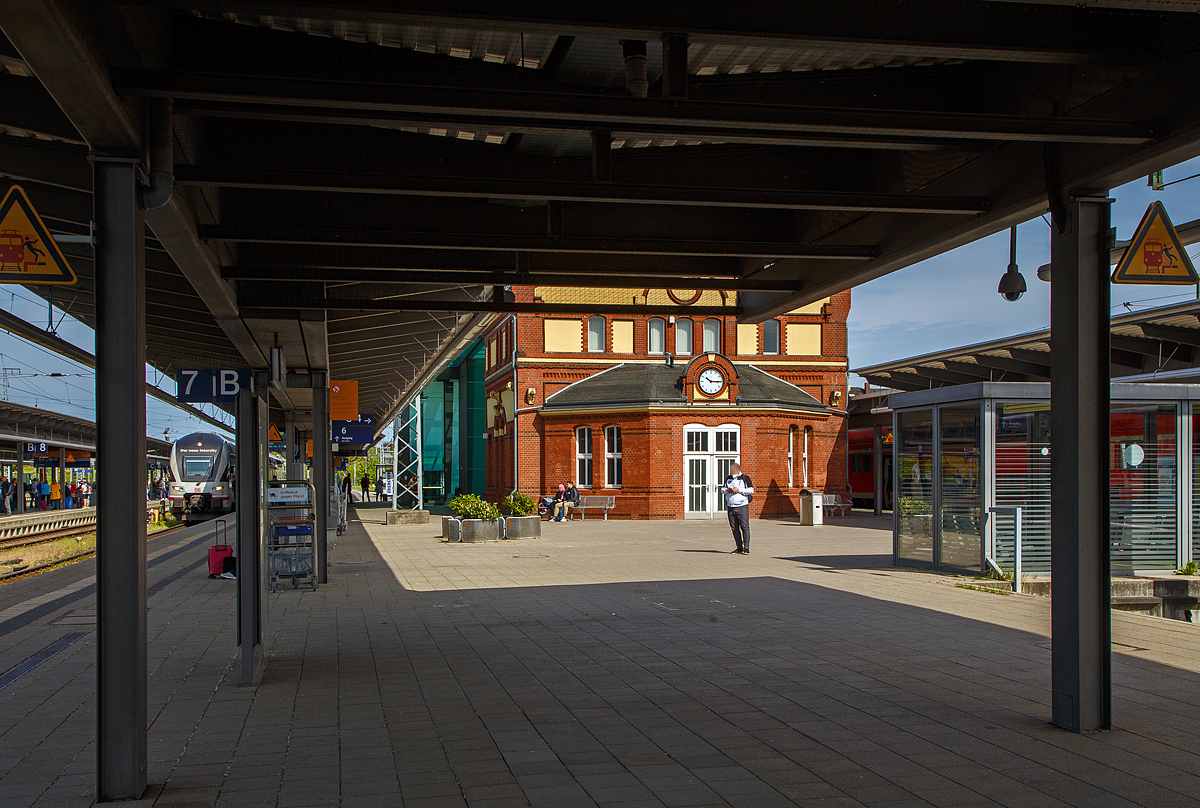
[855,299,1200,391]
[5,2,1200,432]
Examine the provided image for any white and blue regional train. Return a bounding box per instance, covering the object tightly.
[168,432,235,523]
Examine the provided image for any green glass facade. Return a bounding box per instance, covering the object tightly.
[417,341,487,506]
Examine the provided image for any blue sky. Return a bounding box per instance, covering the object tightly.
[848,155,1200,378]
[0,286,234,440]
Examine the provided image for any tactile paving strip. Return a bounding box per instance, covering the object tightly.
[0,631,86,690]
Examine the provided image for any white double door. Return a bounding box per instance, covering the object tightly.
[684,425,740,519]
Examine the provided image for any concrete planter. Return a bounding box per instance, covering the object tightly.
[461,519,501,543]
[442,517,462,542]
[503,515,541,540]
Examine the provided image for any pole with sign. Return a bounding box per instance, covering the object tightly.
[1112,201,1199,285]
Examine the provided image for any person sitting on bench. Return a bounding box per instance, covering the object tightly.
[553,482,580,522]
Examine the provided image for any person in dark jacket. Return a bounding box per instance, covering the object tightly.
[360,474,370,502]
[554,481,580,522]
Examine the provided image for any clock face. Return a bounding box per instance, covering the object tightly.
[697,367,725,395]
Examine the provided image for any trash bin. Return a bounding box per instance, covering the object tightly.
[799,490,823,526]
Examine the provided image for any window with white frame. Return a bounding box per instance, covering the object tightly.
[703,318,721,353]
[605,425,622,487]
[576,426,593,486]
[647,318,665,354]
[676,318,693,354]
[803,425,813,488]
[764,319,781,354]
[788,426,797,487]
[587,317,605,352]
[715,430,738,453]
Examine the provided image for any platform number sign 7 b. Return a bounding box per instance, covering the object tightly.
[176,369,252,404]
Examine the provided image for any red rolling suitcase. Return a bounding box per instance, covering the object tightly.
[208,545,233,578]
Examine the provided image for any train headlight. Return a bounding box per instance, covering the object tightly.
[213,486,224,492]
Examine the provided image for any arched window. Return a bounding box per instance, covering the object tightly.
[647,318,665,354]
[788,425,797,487]
[604,425,622,488]
[675,318,693,355]
[764,319,781,355]
[587,316,605,352]
[702,318,721,353]
[803,426,813,488]
[576,427,593,486]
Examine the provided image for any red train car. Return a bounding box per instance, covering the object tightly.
[848,427,893,510]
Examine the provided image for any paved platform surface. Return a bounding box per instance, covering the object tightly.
[1,507,1199,807]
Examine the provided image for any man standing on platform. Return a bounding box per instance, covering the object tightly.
[724,462,754,555]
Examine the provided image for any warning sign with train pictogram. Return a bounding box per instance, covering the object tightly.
[1112,200,1198,285]
[0,185,77,285]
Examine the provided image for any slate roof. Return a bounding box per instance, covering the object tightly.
[542,364,827,413]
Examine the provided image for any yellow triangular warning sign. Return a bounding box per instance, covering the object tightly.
[0,185,76,285]
[1112,201,1198,285]
[268,423,283,442]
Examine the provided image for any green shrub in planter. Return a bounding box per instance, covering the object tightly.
[448,493,501,520]
[504,491,536,517]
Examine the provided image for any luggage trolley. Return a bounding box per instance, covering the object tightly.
[267,479,317,592]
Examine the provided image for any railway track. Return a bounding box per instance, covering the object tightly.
[0,524,98,553]
[0,523,188,582]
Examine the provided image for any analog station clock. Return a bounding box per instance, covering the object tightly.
[697,367,726,396]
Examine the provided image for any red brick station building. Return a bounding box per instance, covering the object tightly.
[479,287,849,520]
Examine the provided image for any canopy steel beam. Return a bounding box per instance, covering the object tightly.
[898,365,984,385]
[969,353,1051,378]
[201,225,877,259]
[118,71,1151,145]
[125,1,1172,64]
[174,166,986,215]
[223,266,805,292]
[1138,323,1200,348]
[860,372,930,393]
[243,299,741,316]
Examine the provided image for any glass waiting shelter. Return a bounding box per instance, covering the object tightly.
[891,382,1199,576]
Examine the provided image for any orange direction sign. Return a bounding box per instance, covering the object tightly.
[1112,201,1198,285]
[0,185,76,285]
[329,380,359,421]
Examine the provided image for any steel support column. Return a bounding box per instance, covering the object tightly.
[284,410,295,480]
[235,386,267,686]
[873,426,884,517]
[14,446,22,514]
[313,382,328,584]
[93,154,147,802]
[1050,192,1112,732]
[391,416,399,511]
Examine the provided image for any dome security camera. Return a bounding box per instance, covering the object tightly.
[998,264,1027,302]
[998,225,1026,302]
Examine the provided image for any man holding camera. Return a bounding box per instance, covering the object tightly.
[724,462,754,555]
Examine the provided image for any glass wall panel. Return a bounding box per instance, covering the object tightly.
[896,409,934,565]
[994,403,1052,573]
[939,405,982,571]
[1111,404,1177,572]
[421,381,447,505]
[1194,404,1200,565]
